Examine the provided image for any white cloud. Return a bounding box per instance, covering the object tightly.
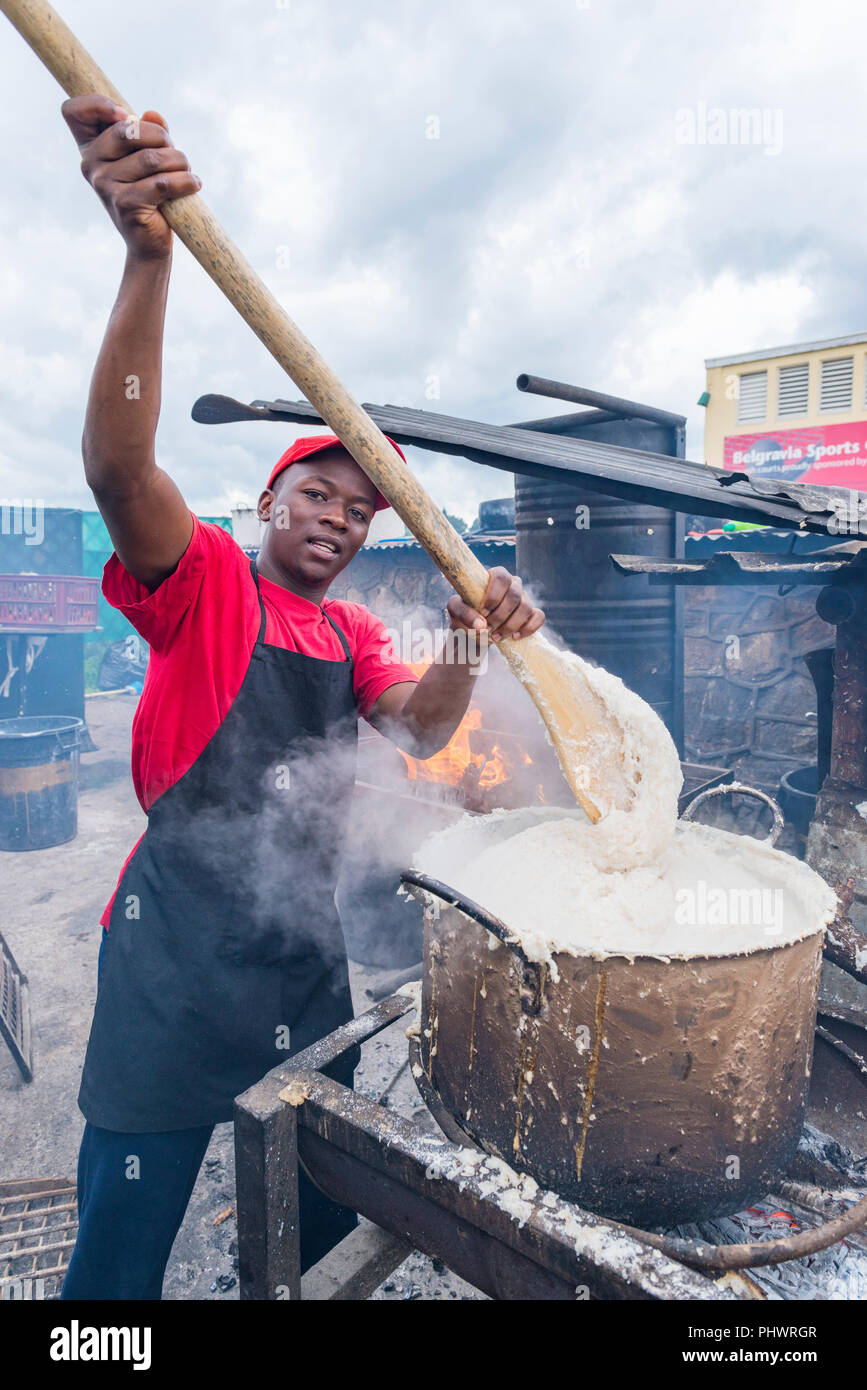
[0,0,864,524]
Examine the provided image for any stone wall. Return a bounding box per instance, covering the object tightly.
[683,583,833,794]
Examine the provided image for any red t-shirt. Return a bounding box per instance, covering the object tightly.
[100,515,418,925]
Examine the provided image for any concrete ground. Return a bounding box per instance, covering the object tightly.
[0,694,481,1300]
[7,696,862,1303]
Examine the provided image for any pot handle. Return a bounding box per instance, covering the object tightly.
[400,870,547,1015]
[680,780,784,846]
[55,722,83,753]
[406,1031,482,1149]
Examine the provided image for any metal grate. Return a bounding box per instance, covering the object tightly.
[777,362,809,417]
[0,930,32,1082]
[0,1179,77,1300]
[820,356,854,412]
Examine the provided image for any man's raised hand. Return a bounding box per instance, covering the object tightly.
[61,93,201,261]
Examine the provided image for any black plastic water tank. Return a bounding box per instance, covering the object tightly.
[515,415,684,749]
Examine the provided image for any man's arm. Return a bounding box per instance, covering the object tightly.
[62,94,202,591]
[368,568,545,756]
[368,660,477,759]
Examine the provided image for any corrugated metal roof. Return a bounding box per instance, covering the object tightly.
[370,535,514,551]
[192,392,859,535]
[684,528,847,553]
[613,541,867,586]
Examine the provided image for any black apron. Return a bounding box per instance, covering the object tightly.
[79,560,359,1134]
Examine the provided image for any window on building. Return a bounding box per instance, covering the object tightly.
[777,362,809,417]
[737,370,767,424]
[819,356,854,412]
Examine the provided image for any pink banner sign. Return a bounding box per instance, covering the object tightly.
[723,420,867,489]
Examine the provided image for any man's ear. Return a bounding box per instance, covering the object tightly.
[257,488,274,523]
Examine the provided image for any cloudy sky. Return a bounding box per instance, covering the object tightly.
[1,0,864,527]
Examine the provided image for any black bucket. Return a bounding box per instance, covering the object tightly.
[778,764,819,842]
[0,716,84,851]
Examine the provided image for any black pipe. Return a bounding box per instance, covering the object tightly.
[516,373,686,429]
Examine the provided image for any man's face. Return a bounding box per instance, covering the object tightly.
[257,447,377,588]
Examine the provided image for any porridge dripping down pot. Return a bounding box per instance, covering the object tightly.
[401,787,833,1231]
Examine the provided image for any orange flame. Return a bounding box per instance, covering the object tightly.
[399,660,536,795]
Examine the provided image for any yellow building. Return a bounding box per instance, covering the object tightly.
[703,334,867,493]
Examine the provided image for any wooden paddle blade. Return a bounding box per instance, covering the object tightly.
[498,631,635,823]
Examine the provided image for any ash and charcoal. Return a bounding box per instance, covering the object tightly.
[354,986,867,1301]
[671,1123,867,1300]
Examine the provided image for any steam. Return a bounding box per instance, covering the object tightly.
[161,599,592,969]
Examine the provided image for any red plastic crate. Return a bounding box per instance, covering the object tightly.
[0,574,100,632]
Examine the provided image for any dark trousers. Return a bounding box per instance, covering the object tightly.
[61,1121,354,1300]
[62,932,356,1300]
[60,1120,215,1300]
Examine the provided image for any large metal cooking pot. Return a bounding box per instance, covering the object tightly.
[402,786,831,1231]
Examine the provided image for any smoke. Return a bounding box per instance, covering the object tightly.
[161,599,580,971]
[332,619,583,966]
[152,719,363,970]
[230,726,365,967]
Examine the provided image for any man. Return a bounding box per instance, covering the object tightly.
[58,94,545,1300]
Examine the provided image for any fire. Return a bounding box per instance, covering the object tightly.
[401,705,508,789]
[399,661,537,801]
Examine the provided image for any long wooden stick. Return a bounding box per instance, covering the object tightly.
[0,0,634,820]
[0,0,489,602]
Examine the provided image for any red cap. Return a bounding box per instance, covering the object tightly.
[266,433,405,513]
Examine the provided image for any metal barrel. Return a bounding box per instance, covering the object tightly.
[0,716,83,850]
[514,413,684,747]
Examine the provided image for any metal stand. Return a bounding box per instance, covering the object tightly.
[234,994,746,1301]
